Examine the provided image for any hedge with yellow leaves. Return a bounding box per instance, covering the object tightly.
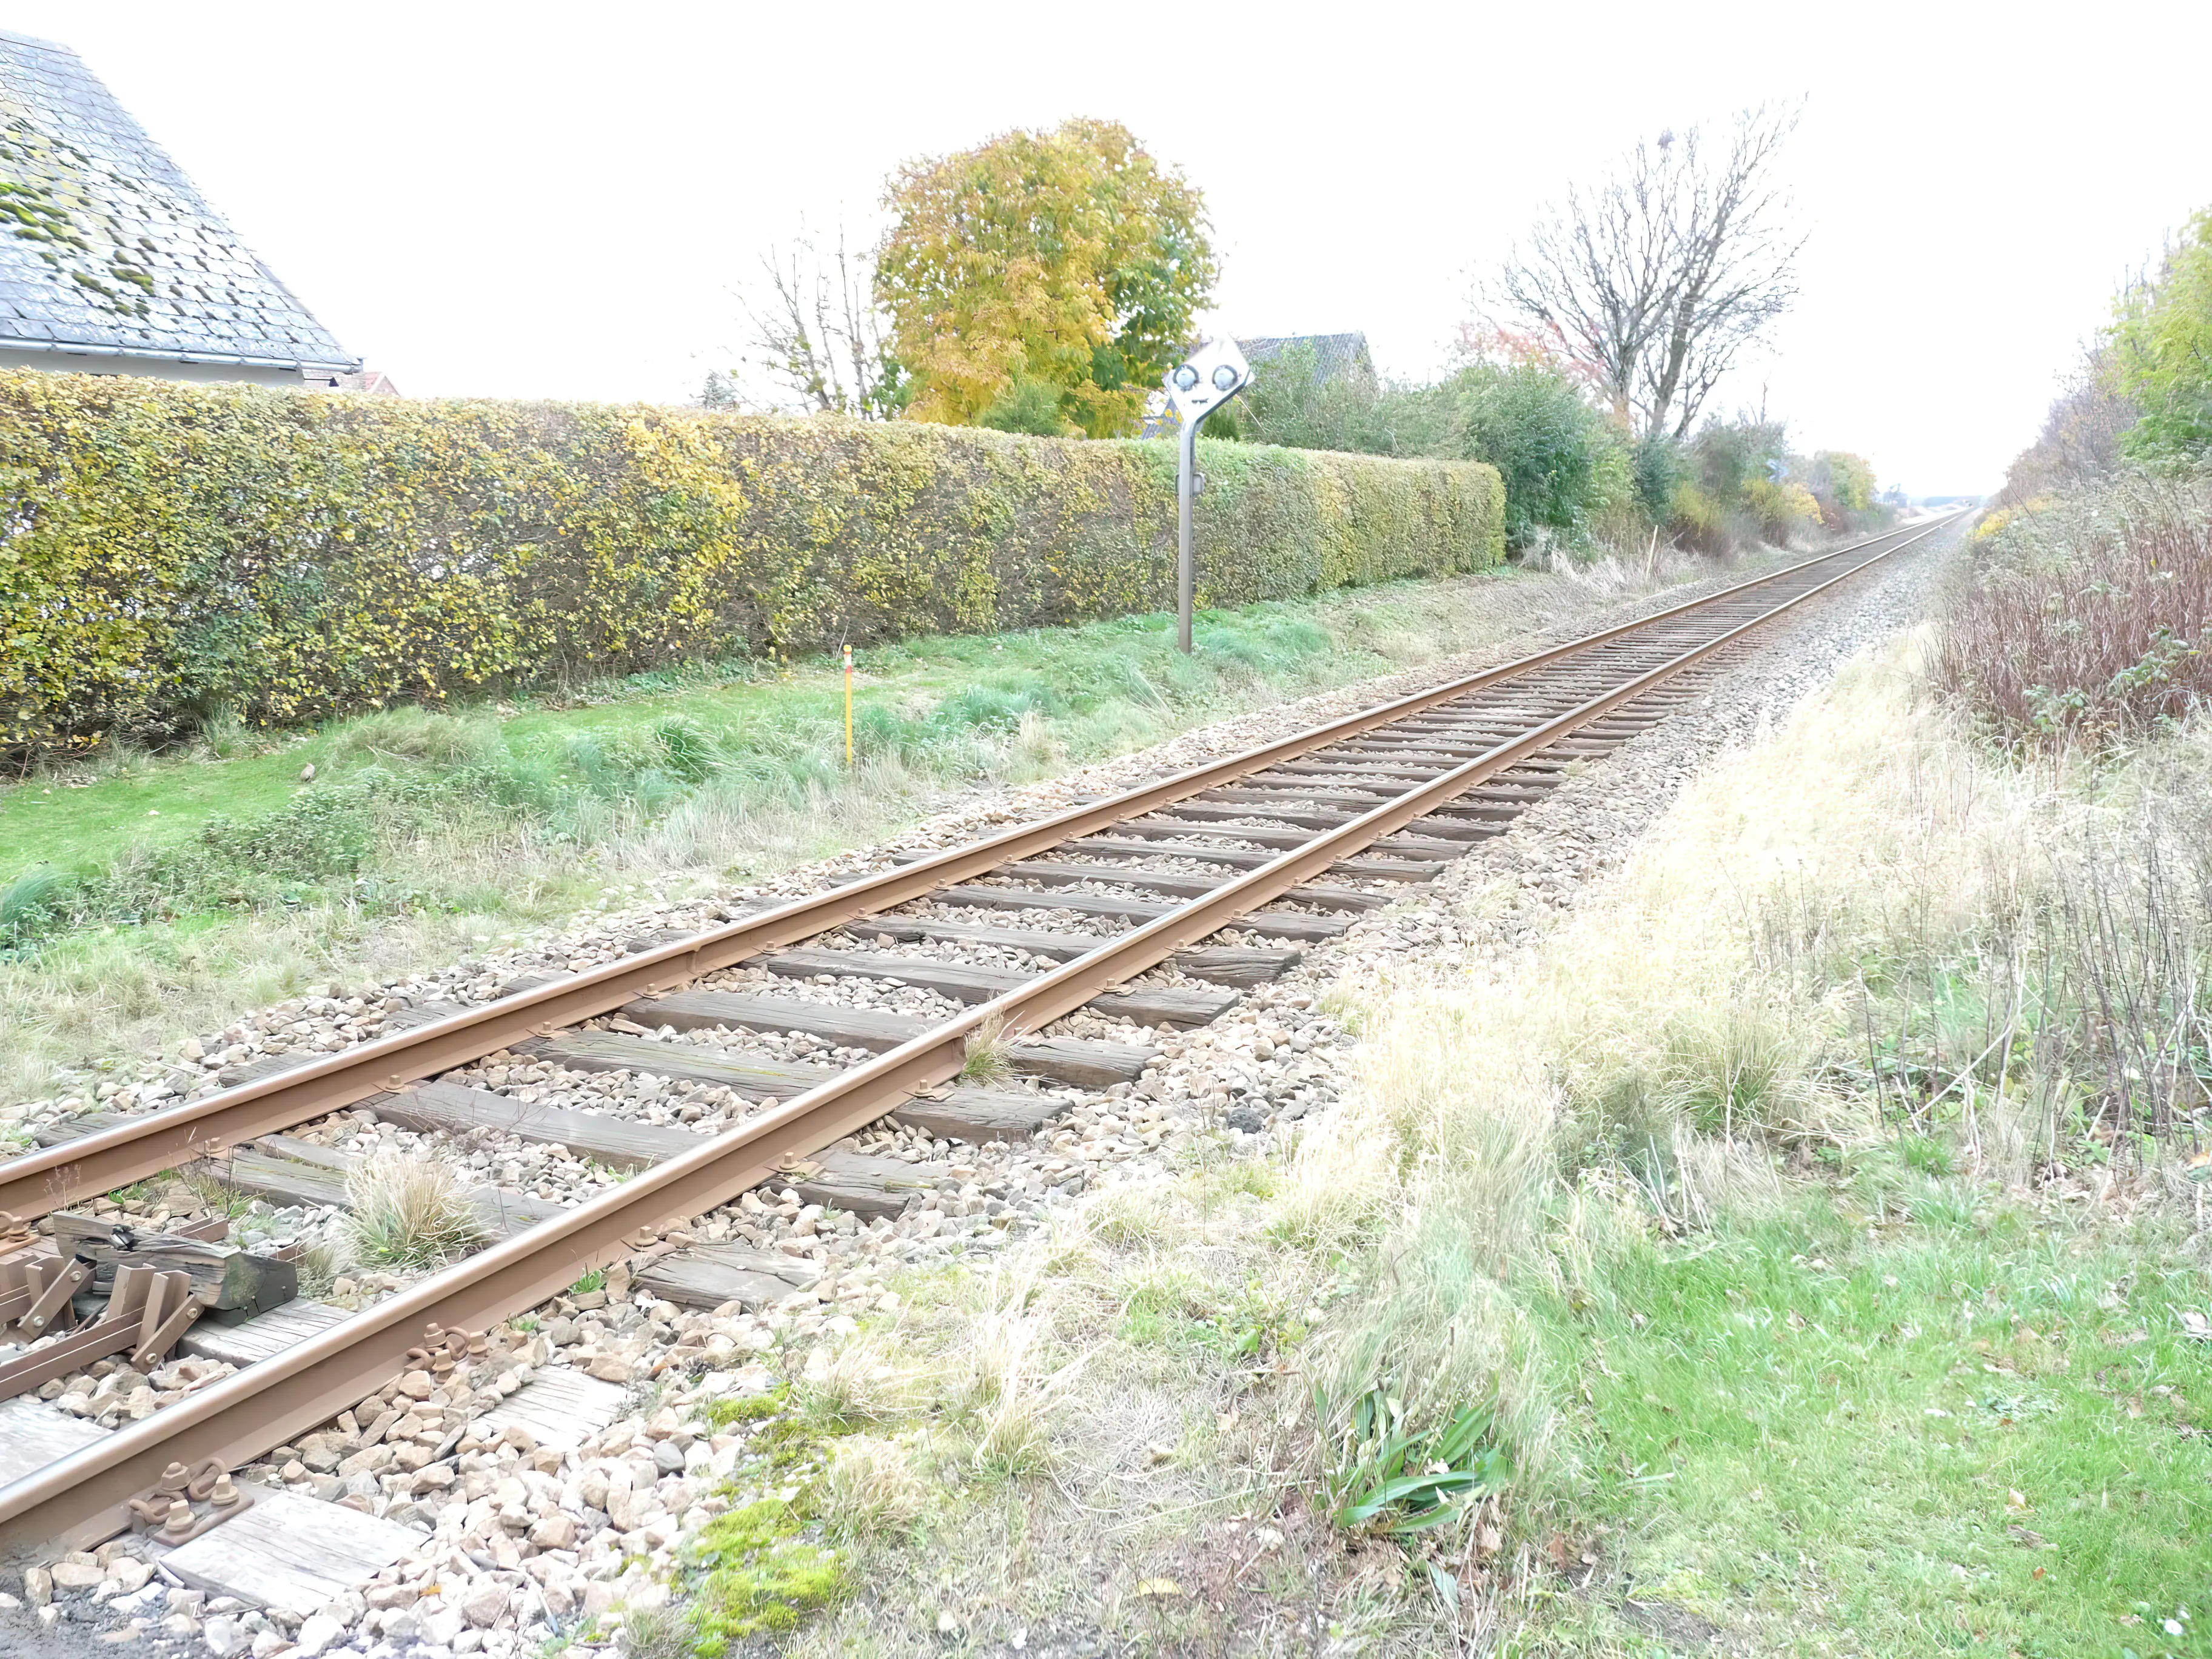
[0,370,1503,754]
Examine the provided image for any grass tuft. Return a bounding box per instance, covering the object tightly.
[343,1153,487,1269]
[818,1435,931,1542]
[957,1013,1013,1084]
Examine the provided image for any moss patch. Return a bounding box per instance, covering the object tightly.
[685,1496,848,1652]
[697,1384,791,1432]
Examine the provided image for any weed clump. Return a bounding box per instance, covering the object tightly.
[1934,475,2212,751]
[958,1013,1013,1084]
[819,1435,930,1541]
[343,1153,486,1269]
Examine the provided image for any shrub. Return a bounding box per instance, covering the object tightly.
[1742,477,1822,545]
[2110,206,2212,465]
[1932,474,2212,751]
[1450,363,1632,551]
[0,370,1503,759]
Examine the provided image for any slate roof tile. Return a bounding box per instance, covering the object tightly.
[0,28,355,370]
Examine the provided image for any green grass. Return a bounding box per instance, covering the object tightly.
[1,577,1545,890]
[1536,1165,2212,1657]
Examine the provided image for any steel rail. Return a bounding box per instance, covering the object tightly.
[0,514,1953,1556]
[0,518,1945,1222]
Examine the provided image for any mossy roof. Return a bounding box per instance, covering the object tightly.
[0,29,355,372]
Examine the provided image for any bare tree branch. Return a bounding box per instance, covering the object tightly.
[1492,106,1805,440]
[726,224,901,418]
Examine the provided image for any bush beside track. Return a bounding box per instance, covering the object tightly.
[0,371,1504,757]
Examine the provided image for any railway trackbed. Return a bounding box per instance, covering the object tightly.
[0,515,1959,1570]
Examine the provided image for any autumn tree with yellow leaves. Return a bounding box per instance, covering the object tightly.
[874,119,1217,438]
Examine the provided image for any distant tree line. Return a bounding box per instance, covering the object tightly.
[1991,204,2212,509]
[709,106,1890,557]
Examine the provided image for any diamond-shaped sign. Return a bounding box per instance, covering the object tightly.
[1164,335,1252,427]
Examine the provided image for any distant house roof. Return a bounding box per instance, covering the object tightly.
[1237,333,1374,384]
[0,30,357,374]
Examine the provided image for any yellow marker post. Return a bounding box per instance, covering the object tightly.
[843,643,854,769]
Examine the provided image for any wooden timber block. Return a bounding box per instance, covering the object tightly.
[1117,816,1312,848]
[378,1000,467,1034]
[181,1298,349,1368]
[999,859,1227,899]
[1327,856,1444,883]
[751,946,1027,1001]
[931,883,1177,924]
[209,1148,352,1212]
[626,990,924,1049]
[622,927,703,954]
[215,1050,325,1090]
[515,1033,1073,1135]
[1368,833,1478,858]
[0,1395,109,1484]
[931,884,1352,941]
[1064,836,1273,871]
[476,1367,629,1449]
[212,1139,568,1242]
[160,1484,423,1614]
[1261,884,1391,914]
[367,1080,703,1170]
[635,1243,823,1312]
[32,1108,131,1147]
[852,916,1109,959]
[790,1150,950,1219]
[624,990,1155,1087]
[1165,947,1302,988]
[890,1087,1061,1145]
[45,1213,297,1319]
[515,1032,827,1099]
[466,1187,571,1239]
[996,1035,1152,1088]
[754,947,1238,1028]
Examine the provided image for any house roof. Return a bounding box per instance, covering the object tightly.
[1236,333,1373,383]
[0,30,356,372]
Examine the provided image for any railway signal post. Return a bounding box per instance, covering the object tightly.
[1165,337,1254,653]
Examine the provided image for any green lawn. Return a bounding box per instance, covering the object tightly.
[2,575,1566,887]
[1548,1171,2212,1657]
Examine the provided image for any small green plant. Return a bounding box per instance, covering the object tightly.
[343,1153,488,1269]
[1323,1387,1510,1537]
[569,1267,608,1295]
[684,1496,847,1651]
[1897,1132,1954,1177]
[958,1013,1013,1084]
[181,1168,254,1219]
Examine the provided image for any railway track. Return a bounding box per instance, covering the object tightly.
[0,514,1958,1563]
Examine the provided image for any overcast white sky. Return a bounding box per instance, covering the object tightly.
[12,0,2210,495]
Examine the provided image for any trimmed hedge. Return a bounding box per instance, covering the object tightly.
[0,370,1504,754]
